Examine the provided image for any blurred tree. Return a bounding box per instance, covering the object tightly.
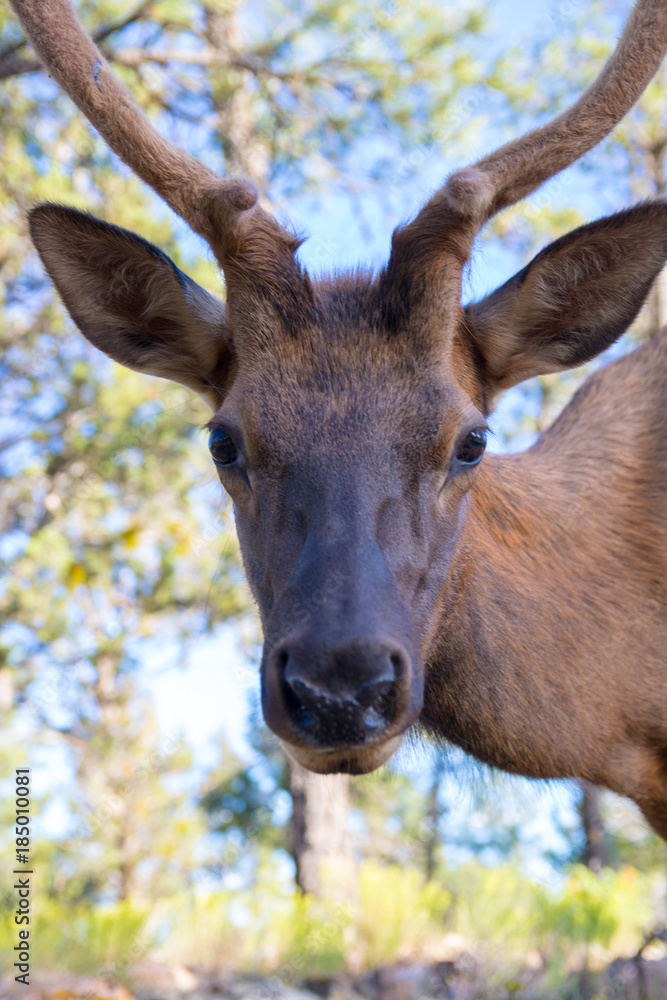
[199,722,290,880]
[578,781,610,874]
[483,0,667,451]
[350,756,447,877]
[50,687,207,904]
[200,709,355,896]
[422,756,447,881]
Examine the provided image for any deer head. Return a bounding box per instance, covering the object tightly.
[12,0,667,775]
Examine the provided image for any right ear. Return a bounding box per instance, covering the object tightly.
[29,204,232,410]
[463,201,667,410]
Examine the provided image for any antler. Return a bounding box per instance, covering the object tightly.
[407,0,667,248]
[8,0,289,256]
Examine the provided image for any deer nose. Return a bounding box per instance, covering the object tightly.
[267,637,412,749]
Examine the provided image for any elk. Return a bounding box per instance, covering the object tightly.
[9,0,667,837]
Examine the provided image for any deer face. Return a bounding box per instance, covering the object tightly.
[30,207,483,772]
[30,200,667,773]
[14,0,667,776]
[210,281,490,772]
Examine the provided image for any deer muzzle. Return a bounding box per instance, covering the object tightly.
[262,630,422,772]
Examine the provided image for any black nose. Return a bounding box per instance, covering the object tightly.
[272,638,411,748]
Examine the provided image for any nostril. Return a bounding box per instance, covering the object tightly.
[354,678,393,709]
[289,677,316,706]
[390,652,405,677]
[355,677,398,728]
[284,677,317,731]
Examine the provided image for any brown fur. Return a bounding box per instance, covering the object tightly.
[11,0,667,836]
[426,333,667,835]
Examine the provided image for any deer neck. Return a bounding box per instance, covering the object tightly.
[421,445,600,778]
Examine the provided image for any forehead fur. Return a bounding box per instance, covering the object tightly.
[232,272,453,391]
[218,272,480,460]
[231,267,463,367]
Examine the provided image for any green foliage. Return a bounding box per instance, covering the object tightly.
[350,763,439,868]
[199,720,291,859]
[2,859,661,982]
[541,865,653,954]
[434,860,659,988]
[152,891,245,973]
[11,861,448,976]
[450,863,546,955]
[0,898,151,977]
[356,861,452,967]
[243,879,350,976]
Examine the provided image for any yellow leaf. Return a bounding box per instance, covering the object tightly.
[67,564,87,589]
[121,527,140,549]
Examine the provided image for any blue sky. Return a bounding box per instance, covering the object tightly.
[285,0,626,281]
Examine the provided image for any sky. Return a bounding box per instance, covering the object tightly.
[285,0,627,282]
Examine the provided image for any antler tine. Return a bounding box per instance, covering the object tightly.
[418,0,667,242]
[9,0,273,247]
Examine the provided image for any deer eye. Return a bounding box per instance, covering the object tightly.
[456,429,487,465]
[209,427,238,467]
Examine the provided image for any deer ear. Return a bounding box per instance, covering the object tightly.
[464,202,667,402]
[29,204,231,410]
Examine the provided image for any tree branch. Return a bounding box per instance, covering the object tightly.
[0,0,153,80]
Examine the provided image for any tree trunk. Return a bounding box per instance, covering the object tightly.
[423,758,446,881]
[636,140,667,340]
[578,780,609,873]
[636,263,667,339]
[0,667,13,711]
[289,761,355,896]
[204,1,270,187]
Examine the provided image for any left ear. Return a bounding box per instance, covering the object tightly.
[29,204,232,411]
[464,202,667,401]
